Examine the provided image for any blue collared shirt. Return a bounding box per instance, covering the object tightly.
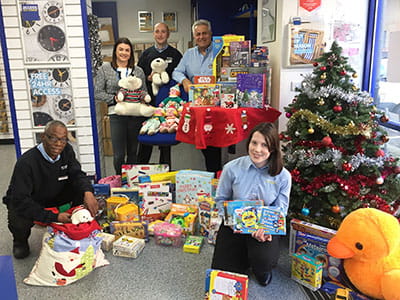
[154,44,169,53]
[37,143,60,163]
[215,156,292,216]
[172,44,213,83]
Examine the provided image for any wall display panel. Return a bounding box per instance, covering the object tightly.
[19,0,69,63]
[28,67,75,127]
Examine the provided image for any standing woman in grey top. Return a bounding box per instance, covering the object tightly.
[95,37,148,175]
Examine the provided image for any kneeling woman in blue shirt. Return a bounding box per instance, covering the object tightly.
[211,122,292,286]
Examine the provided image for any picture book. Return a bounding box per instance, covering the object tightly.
[121,164,169,186]
[291,253,323,291]
[236,73,266,108]
[205,269,248,300]
[219,82,238,108]
[189,84,221,107]
[223,200,263,226]
[233,206,286,235]
[175,170,214,205]
[230,40,251,67]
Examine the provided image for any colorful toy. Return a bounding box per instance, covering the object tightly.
[159,106,180,133]
[165,203,198,234]
[139,108,166,135]
[153,222,183,247]
[291,253,323,291]
[70,206,94,225]
[183,235,204,254]
[114,203,140,222]
[327,208,400,300]
[158,84,185,109]
[114,75,155,117]
[150,57,169,96]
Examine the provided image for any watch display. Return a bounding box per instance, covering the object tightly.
[53,94,73,117]
[43,1,64,23]
[38,25,66,52]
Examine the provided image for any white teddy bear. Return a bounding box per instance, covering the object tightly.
[114,75,155,117]
[150,57,169,96]
[71,207,94,225]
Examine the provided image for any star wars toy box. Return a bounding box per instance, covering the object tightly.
[139,181,172,221]
[230,40,251,67]
[183,235,204,254]
[175,170,214,205]
[233,206,286,235]
[204,269,248,300]
[289,219,345,284]
[112,235,145,258]
[121,164,169,186]
[212,35,245,81]
[188,83,221,107]
[291,253,323,291]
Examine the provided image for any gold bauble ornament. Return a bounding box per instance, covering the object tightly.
[308,128,315,134]
[318,98,325,106]
[320,73,327,80]
[352,73,358,78]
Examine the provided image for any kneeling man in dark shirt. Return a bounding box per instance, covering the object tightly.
[3,120,98,259]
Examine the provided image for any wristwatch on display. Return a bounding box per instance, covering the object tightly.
[43,1,64,23]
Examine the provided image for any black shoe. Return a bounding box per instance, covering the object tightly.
[255,271,272,286]
[13,242,30,259]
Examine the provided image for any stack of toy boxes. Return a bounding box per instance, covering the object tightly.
[289,219,345,284]
[205,269,248,299]
[112,235,145,258]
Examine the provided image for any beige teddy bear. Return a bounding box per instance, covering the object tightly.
[150,58,169,96]
[114,75,155,117]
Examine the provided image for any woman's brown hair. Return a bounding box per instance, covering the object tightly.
[111,37,135,69]
[246,122,283,176]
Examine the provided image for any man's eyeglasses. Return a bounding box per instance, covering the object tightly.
[46,135,68,144]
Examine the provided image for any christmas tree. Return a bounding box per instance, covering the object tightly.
[281,41,400,229]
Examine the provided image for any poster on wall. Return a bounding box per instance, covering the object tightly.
[28,68,75,127]
[287,24,325,66]
[19,0,69,63]
[162,12,177,32]
[138,11,153,32]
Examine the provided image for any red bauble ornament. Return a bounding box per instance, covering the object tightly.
[380,115,389,123]
[285,112,292,118]
[319,80,325,84]
[279,133,285,140]
[321,136,332,146]
[333,105,343,112]
[331,205,341,213]
[320,66,327,71]
[313,62,319,67]
[340,70,346,76]
[342,162,352,171]
[375,149,385,157]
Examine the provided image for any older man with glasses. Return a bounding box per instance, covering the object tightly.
[3,120,98,259]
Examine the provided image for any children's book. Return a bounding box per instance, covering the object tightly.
[230,40,251,67]
[233,206,286,235]
[223,200,263,226]
[236,73,266,108]
[188,84,221,106]
[175,170,214,205]
[219,82,238,108]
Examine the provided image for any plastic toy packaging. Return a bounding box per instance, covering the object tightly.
[153,222,183,247]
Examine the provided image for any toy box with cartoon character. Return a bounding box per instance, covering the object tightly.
[289,219,344,284]
[291,253,323,291]
[153,222,183,247]
[204,269,248,300]
[121,164,169,186]
[183,235,204,254]
[233,206,286,235]
[175,170,214,205]
[198,196,220,243]
[189,84,221,107]
[223,200,263,226]
[164,203,198,235]
[112,235,145,258]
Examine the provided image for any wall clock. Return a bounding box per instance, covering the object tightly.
[49,54,68,62]
[43,1,64,23]
[53,94,73,118]
[38,25,65,52]
[49,68,70,88]
[33,111,53,127]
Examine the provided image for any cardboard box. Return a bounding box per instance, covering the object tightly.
[102,116,111,139]
[183,235,204,254]
[112,235,145,258]
[99,101,108,117]
[291,253,323,291]
[97,232,115,251]
[103,138,113,156]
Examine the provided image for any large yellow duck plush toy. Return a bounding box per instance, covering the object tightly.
[327,208,400,300]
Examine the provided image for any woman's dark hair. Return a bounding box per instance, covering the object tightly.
[111,37,135,69]
[246,122,283,176]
